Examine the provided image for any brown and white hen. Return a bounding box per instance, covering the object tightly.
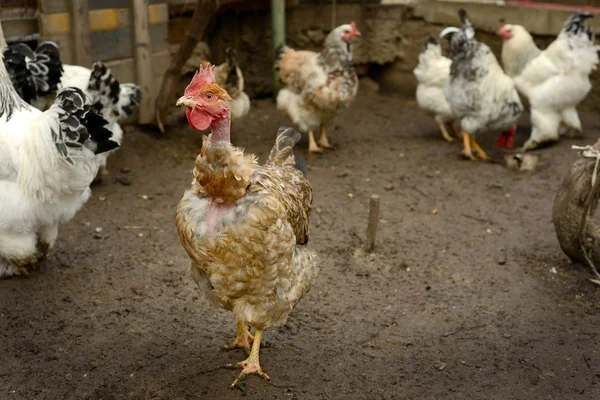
[175,65,319,387]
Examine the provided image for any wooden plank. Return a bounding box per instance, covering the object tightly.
[89,24,167,62]
[40,4,169,35]
[42,0,167,13]
[39,0,67,14]
[71,0,93,66]
[132,0,154,124]
[3,18,38,38]
[104,51,170,84]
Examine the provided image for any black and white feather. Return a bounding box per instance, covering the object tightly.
[50,87,119,165]
[3,41,63,104]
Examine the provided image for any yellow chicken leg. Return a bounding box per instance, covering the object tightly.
[231,329,270,387]
[223,320,253,354]
[308,130,323,153]
[439,123,454,142]
[451,123,462,139]
[462,131,476,161]
[470,137,491,161]
[318,124,334,149]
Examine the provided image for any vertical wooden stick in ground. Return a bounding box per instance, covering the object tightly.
[132,0,153,124]
[366,195,380,253]
[154,0,219,132]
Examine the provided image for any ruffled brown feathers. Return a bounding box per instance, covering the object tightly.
[193,135,257,203]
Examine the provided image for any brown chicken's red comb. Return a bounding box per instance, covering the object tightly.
[184,64,216,95]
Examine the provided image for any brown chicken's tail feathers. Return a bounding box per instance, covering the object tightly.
[267,126,302,167]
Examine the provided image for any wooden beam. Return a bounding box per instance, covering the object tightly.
[104,51,170,84]
[41,0,166,13]
[132,0,154,124]
[3,18,38,39]
[70,0,92,66]
[40,4,169,35]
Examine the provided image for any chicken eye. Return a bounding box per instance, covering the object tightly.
[205,93,214,101]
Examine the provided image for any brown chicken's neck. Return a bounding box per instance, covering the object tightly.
[210,113,231,144]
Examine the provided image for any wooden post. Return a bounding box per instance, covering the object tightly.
[154,0,219,132]
[70,0,92,66]
[271,0,285,96]
[132,0,153,124]
[331,0,337,29]
[366,195,380,253]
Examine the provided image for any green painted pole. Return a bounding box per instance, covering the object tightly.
[271,0,285,96]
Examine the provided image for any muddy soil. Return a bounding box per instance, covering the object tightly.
[1,93,599,400]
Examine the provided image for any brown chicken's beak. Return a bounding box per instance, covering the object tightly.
[176,96,197,108]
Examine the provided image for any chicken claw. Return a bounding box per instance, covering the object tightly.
[462,132,476,161]
[318,125,334,149]
[308,131,323,153]
[439,123,454,142]
[451,124,463,139]
[231,329,270,387]
[470,138,491,161]
[222,320,253,354]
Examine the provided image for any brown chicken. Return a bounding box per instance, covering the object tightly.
[175,65,319,387]
[276,23,360,153]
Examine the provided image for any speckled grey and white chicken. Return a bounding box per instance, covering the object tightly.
[275,23,360,153]
[441,9,523,160]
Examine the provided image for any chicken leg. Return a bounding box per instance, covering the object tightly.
[308,130,323,153]
[462,132,476,161]
[439,123,454,142]
[470,137,491,161]
[223,319,253,354]
[231,329,270,387]
[451,124,463,139]
[318,124,334,149]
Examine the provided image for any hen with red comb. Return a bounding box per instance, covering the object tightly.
[175,65,318,388]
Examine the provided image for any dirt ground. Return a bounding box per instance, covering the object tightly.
[1,92,599,400]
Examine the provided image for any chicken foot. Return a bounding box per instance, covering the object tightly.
[308,130,323,153]
[231,329,270,387]
[462,132,490,161]
[318,124,334,149]
[222,320,254,354]
[470,137,491,161]
[462,132,476,161]
[439,123,454,142]
[451,123,463,139]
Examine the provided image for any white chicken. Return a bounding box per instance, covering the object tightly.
[512,12,599,150]
[413,37,459,142]
[441,9,523,160]
[0,26,118,278]
[498,24,541,78]
[60,62,141,175]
